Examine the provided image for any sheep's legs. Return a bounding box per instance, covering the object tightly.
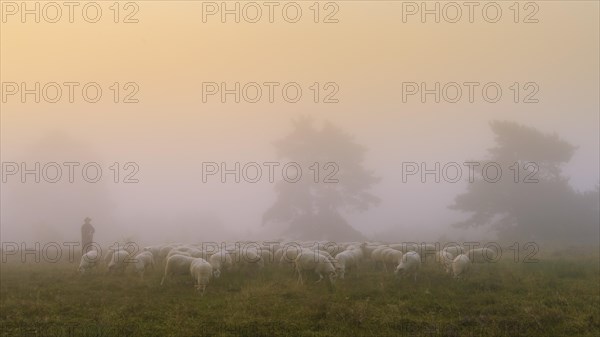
[195,283,206,296]
[296,267,304,285]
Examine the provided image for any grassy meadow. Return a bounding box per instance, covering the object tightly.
[1,249,599,337]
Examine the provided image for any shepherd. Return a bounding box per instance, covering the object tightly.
[81,217,95,253]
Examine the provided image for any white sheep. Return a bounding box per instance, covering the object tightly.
[133,251,155,280]
[383,248,403,272]
[161,254,195,285]
[189,258,213,295]
[467,248,497,263]
[345,243,366,261]
[238,248,264,273]
[360,244,378,260]
[166,245,203,258]
[294,249,337,285]
[394,251,421,282]
[370,247,387,269]
[208,250,232,278]
[311,249,338,268]
[143,245,161,257]
[397,243,437,258]
[333,250,360,279]
[104,249,114,265]
[371,247,402,272]
[441,245,464,257]
[452,254,470,279]
[158,245,176,264]
[108,250,130,274]
[105,244,137,267]
[436,249,456,273]
[166,249,192,260]
[277,245,303,269]
[78,250,100,274]
[387,243,404,251]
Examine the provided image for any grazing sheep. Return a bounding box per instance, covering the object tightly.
[188,248,206,259]
[189,258,213,295]
[452,254,470,279]
[261,243,281,257]
[370,247,387,269]
[108,250,130,274]
[208,250,232,278]
[371,247,402,272]
[133,251,155,280]
[161,254,195,285]
[383,248,403,272]
[165,245,204,259]
[78,250,100,274]
[467,248,497,263]
[387,243,404,251]
[442,245,464,257]
[167,249,192,260]
[104,249,115,265]
[295,249,337,285]
[372,247,386,264]
[158,245,176,263]
[436,249,456,273]
[346,243,366,261]
[361,244,379,260]
[311,249,338,268]
[143,245,161,257]
[398,243,420,254]
[238,248,264,273]
[398,243,437,258]
[412,243,438,260]
[334,250,360,279]
[394,251,421,282]
[278,245,303,269]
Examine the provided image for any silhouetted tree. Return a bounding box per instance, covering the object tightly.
[450,121,599,244]
[262,117,379,241]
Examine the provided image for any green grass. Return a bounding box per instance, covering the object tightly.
[1,255,599,337]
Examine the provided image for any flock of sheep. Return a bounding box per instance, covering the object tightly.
[78,241,494,295]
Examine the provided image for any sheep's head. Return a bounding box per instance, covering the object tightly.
[213,268,221,279]
[394,264,404,276]
[328,271,337,284]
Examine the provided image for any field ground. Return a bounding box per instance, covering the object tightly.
[1,251,599,337]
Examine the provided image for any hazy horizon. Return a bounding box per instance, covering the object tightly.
[1,1,598,246]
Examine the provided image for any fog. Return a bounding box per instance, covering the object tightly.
[1,2,598,249]
[1,114,598,247]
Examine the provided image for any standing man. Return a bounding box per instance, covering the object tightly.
[81,217,95,252]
